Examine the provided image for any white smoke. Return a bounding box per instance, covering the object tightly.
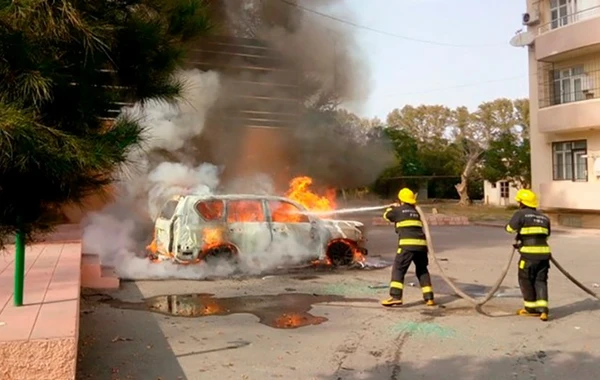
[147,162,221,219]
[82,69,223,276]
[130,68,221,152]
[81,68,323,280]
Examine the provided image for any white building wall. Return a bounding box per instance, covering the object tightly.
[483,180,519,206]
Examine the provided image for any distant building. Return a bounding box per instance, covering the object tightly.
[483,180,519,207]
[514,0,600,228]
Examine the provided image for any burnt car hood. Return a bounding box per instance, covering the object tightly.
[318,218,365,242]
[319,218,364,228]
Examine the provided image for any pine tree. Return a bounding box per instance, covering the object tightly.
[0,0,214,247]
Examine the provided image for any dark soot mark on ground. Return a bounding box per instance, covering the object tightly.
[291,275,321,280]
[103,293,375,329]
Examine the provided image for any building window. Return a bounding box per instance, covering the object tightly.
[552,140,588,181]
[550,0,576,29]
[552,65,587,105]
[500,181,510,199]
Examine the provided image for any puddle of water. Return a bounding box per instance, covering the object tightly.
[102,293,375,329]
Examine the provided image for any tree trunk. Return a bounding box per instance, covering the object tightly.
[455,155,478,206]
[454,176,470,206]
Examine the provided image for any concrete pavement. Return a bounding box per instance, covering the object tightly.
[76,226,600,380]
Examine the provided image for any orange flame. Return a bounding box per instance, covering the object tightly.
[202,228,224,247]
[285,176,336,212]
[353,248,366,264]
[273,312,322,328]
[202,301,224,315]
[272,176,337,223]
[227,200,266,223]
[147,230,158,254]
[311,256,332,266]
[146,230,176,262]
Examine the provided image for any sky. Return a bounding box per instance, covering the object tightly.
[327,0,530,120]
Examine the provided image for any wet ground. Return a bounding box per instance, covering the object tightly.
[100,292,376,329]
[77,225,600,380]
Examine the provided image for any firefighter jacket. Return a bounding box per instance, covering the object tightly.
[383,204,428,252]
[505,207,551,260]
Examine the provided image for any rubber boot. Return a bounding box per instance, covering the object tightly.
[425,299,435,306]
[517,308,541,317]
[540,312,549,322]
[381,297,403,307]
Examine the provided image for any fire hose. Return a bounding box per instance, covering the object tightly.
[413,205,600,317]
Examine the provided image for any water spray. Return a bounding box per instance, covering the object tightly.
[303,204,394,217]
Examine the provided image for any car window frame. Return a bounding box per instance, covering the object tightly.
[159,199,179,220]
[225,198,267,223]
[266,199,311,224]
[194,198,226,222]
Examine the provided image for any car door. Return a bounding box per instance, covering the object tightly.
[154,199,179,255]
[266,199,322,260]
[225,199,272,254]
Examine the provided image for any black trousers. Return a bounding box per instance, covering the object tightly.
[389,249,433,301]
[518,257,550,314]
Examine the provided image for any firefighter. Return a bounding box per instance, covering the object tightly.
[506,189,551,322]
[381,188,435,307]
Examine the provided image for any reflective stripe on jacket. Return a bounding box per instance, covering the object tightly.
[383,204,427,252]
[505,207,551,258]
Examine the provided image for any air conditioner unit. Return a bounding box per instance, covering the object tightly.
[522,11,540,26]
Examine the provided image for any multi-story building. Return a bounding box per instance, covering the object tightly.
[515,0,600,228]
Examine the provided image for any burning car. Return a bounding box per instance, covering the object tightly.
[147,194,368,267]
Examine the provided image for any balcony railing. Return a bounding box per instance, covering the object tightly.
[538,58,600,108]
[538,5,600,34]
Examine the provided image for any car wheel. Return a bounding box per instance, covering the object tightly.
[326,239,356,267]
[201,243,239,266]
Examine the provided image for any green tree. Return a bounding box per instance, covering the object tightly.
[513,98,531,187]
[377,98,530,202]
[383,105,460,198]
[514,98,530,135]
[386,104,453,147]
[449,98,517,205]
[481,98,531,188]
[371,128,423,196]
[0,0,213,247]
[384,128,424,176]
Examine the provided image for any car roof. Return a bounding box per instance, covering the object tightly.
[179,193,306,207]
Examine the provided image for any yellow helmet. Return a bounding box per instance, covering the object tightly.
[398,188,417,204]
[515,189,538,208]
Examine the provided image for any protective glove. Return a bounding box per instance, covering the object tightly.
[512,242,522,249]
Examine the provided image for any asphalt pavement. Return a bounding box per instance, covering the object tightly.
[76,225,600,380]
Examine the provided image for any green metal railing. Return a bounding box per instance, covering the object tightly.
[13,230,25,306]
